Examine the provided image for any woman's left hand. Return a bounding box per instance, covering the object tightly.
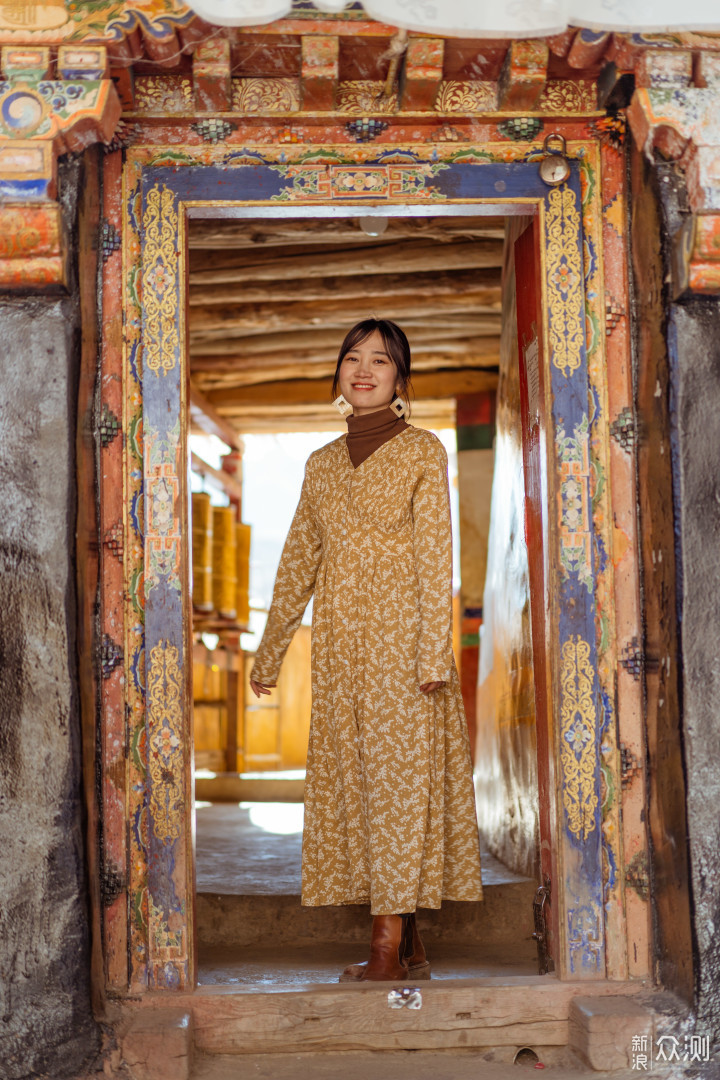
[419,681,445,693]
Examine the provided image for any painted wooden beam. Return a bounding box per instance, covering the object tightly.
[497,40,548,110]
[399,38,444,111]
[193,38,232,112]
[300,35,339,111]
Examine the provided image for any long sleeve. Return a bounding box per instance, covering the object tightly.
[250,464,322,686]
[412,437,455,685]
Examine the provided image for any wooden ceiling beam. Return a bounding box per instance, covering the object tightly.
[204,369,498,410]
[189,329,501,358]
[188,239,503,285]
[187,268,501,308]
[188,292,501,335]
[190,351,500,390]
[189,341,501,373]
[189,383,245,451]
[193,398,458,436]
[190,319,501,349]
[188,217,506,250]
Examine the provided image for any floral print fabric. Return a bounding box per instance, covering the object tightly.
[250,426,483,915]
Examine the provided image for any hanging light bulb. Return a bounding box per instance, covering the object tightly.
[358,216,389,237]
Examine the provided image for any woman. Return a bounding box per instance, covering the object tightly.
[250,318,483,981]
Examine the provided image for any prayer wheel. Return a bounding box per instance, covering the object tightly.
[212,505,237,619]
[191,492,213,613]
[235,522,251,627]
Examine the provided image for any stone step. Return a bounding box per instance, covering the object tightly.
[196,881,538,948]
[188,1047,640,1080]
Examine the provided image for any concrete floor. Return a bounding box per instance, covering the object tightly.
[195,801,533,896]
[197,942,538,987]
[195,801,539,987]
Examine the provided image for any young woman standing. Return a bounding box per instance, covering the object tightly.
[250,318,483,981]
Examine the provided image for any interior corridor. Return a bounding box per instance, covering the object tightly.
[194,800,538,987]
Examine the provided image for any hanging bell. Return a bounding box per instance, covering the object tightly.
[538,134,571,187]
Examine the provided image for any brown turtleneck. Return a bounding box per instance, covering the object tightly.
[345,406,409,469]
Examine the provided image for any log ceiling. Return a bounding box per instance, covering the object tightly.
[188,214,504,434]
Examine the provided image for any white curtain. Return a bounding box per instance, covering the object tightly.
[188,0,720,34]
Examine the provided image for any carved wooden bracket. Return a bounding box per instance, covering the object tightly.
[627,49,720,296]
[0,45,121,288]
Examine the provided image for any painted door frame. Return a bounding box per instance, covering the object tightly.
[97,135,649,994]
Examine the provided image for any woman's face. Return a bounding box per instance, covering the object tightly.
[337,329,400,416]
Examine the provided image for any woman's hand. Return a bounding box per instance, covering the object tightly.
[250,679,273,698]
[419,681,445,694]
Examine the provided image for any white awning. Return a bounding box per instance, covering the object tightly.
[187,0,720,35]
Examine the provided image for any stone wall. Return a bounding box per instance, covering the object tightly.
[0,162,100,1079]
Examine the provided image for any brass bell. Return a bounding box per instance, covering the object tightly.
[538,133,571,187]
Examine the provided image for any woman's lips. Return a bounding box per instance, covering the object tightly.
[352,383,375,390]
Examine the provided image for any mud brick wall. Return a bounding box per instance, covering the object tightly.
[0,163,100,1079]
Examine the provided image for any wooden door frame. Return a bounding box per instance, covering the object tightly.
[97,134,648,994]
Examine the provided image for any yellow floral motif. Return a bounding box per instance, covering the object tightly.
[538,81,598,114]
[232,78,300,113]
[148,639,183,843]
[142,185,179,376]
[560,636,598,840]
[546,186,584,377]
[135,76,193,115]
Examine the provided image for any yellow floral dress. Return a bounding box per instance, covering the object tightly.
[250,425,483,915]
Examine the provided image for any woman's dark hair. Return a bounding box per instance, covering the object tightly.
[332,318,413,414]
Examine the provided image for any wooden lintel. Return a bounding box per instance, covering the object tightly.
[399,38,444,111]
[497,40,548,110]
[190,452,243,502]
[189,383,243,451]
[193,38,232,112]
[301,35,339,111]
[204,369,498,411]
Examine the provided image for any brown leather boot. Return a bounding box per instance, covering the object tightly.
[339,914,409,983]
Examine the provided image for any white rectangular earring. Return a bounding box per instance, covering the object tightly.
[390,396,407,418]
[333,394,353,417]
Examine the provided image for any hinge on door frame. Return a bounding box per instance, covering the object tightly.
[532,874,554,974]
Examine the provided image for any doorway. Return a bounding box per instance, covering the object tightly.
[104,146,629,996]
[184,209,550,987]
